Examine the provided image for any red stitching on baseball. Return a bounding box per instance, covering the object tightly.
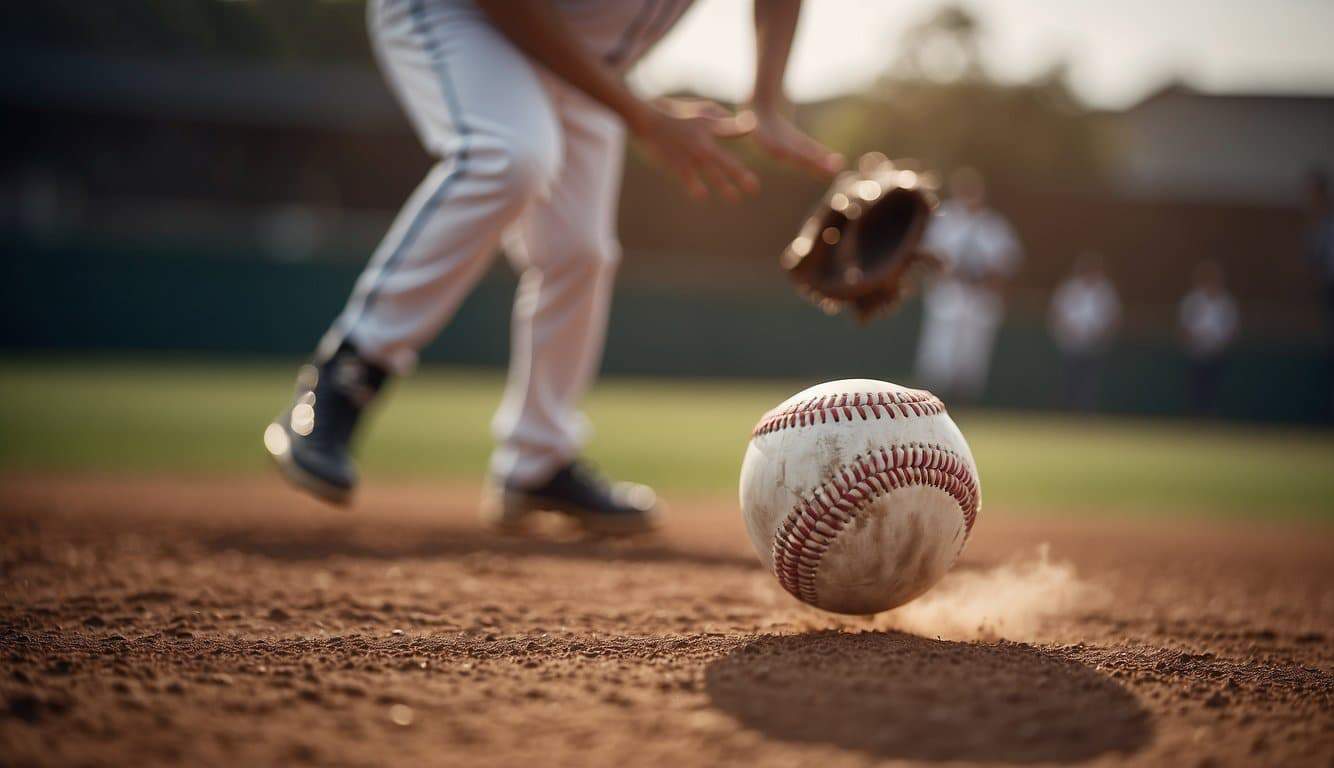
[751,390,945,438]
[770,443,979,607]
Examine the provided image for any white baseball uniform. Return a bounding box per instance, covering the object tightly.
[915,201,1021,399]
[1179,288,1239,359]
[319,0,695,486]
[1049,274,1120,354]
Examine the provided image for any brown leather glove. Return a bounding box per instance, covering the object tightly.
[782,153,941,323]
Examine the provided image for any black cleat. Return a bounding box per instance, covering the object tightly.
[482,461,660,536]
[264,342,387,505]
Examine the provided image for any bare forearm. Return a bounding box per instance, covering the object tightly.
[745,0,842,176]
[478,0,765,200]
[752,0,803,110]
[475,0,650,132]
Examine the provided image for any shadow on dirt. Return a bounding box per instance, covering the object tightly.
[704,631,1151,763]
[200,522,757,569]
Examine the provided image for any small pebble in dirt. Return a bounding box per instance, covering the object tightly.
[388,704,414,726]
[391,629,405,637]
[268,607,292,622]
[1203,692,1229,709]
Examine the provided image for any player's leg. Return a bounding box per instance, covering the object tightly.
[266,0,563,505]
[915,284,961,396]
[954,292,1002,401]
[483,87,657,535]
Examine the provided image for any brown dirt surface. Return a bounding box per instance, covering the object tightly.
[2,473,1332,767]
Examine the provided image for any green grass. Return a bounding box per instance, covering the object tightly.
[2,359,1332,521]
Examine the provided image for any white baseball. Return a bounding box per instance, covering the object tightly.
[739,379,980,615]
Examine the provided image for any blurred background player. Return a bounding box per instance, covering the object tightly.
[1048,252,1121,412]
[1178,261,1239,416]
[263,0,842,532]
[915,167,1022,402]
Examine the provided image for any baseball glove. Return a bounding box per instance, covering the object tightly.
[782,153,941,322]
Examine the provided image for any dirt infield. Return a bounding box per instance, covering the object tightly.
[2,475,1331,767]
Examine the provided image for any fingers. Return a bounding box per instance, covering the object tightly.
[686,100,733,121]
[654,97,727,120]
[696,142,760,197]
[649,143,728,201]
[655,98,756,140]
[697,164,741,202]
[793,135,844,176]
[674,147,757,202]
[668,161,709,201]
[683,173,709,200]
[756,122,845,178]
[641,106,761,201]
[667,136,759,202]
[708,109,757,140]
[771,133,844,177]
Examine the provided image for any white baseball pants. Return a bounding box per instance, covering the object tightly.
[320,0,627,487]
[915,280,1005,400]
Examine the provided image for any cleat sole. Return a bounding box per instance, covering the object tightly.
[264,421,353,507]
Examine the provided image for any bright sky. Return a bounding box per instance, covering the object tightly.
[631,0,1334,109]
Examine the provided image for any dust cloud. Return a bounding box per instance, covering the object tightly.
[878,544,1108,641]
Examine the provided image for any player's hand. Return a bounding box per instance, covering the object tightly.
[745,105,844,178]
[628,97,760,202]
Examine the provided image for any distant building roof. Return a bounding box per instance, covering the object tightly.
[1107,84,1334,205]
[3,48,407,131]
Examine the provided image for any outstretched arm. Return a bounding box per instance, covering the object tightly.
[475,0,758,200]
[749,0,844,176]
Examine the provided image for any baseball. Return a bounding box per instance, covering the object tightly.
[740,379,980,615]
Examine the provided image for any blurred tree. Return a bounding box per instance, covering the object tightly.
[805,4,1105,186]
[890,4,985,84]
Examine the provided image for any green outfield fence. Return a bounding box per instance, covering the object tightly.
[3,235,1330,425]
